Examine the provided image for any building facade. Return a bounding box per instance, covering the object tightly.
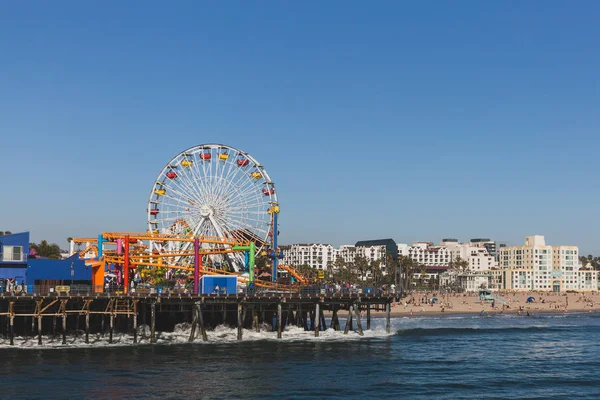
[491,235,598,291]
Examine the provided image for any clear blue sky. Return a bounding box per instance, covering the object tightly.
[1,1,598,254]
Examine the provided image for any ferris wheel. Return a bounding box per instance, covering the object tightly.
[147,144,278,270]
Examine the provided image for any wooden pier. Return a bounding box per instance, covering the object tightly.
[0,293,394,345]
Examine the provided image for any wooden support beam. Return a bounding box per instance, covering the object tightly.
[343,306,353,334]
[62,313,67,345]
[38,316,43,345]
[188,307,198,342]
[296,305,303,328]
[151,302,156,343]
[354,303,364,336]
[9,315,14,346]
[241,306,247,330]
[330,306,337,330]
[367,304,371,330]
[109,313,114,344]
[277,303,282,339]
[319,308,326,331]
[253,310,260,332]
[196,302,207,342]
[132,301,138,344]
[386,302,391,334]
[9,302,14,346]
[85,312,90,344]
[314,303,320,337]
[237,303,243,341]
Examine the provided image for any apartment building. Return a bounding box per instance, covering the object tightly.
[491,235,598,291]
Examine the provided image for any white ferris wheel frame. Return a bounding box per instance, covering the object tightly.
[147,143,277,268]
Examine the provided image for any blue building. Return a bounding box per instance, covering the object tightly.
[0,232,29,284]
[0,232,91,288]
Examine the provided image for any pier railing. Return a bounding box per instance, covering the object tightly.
[0,283,397,298]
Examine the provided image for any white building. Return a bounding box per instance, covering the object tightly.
[407,242,452,267]
[491,235,598,292]
[280,242,388,272]
[440,270,490,292]
[280,243,335,270]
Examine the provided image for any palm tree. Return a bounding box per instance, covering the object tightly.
[451,256,469,272]
[354,255,370,282]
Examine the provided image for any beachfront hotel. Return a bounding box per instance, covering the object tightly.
[279,240,391,272]
[490,235,598,292]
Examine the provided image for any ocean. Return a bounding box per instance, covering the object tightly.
[1,312,599,399]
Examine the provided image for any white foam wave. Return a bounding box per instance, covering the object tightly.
[0,319,393,350]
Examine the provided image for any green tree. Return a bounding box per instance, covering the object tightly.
[451,256,469,272]
[397,255,417,291]
[30,240,62,259]
[354,255,369,282]
[369,258,383,284]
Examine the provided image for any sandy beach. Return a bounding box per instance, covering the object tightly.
[367,291,600,317]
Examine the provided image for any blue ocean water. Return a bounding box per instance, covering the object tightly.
[1,313,599,400]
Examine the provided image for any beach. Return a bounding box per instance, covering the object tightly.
[369,291,600,317]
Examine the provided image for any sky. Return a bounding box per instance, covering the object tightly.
[0,1,598,254]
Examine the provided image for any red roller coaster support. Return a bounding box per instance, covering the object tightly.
[124,235,130,293]
[194,238,200,295]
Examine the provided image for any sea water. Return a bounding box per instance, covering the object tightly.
[1,312,599,399]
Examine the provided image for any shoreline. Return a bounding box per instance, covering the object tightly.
[328,290,600,318]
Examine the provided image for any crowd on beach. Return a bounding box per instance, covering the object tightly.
[380,290,600,317]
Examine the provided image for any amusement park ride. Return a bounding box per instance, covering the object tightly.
[69,144,303,293]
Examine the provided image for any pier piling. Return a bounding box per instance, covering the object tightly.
[253,310,259,332]
[85,312,90,344]
[314,303,320,337]
[343,306,353,334]
[37,316,43,345]
[237,303,243,341]
[354,303,364,336]
[132,302,138,344]
[62,314,67,345]
[196,302,207,342]
[277,303,282,339]
[109,313,114,344]
[366,305,371,330]
[151,302,156,343]
[385,302,391,334]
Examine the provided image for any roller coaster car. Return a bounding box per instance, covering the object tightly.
[154,189,166,196]
[200,153,212,160]
[219,153,229,161]
[237,158,250,167]
[166,171,177,179]
[150,209,159,216]
[251,171,262,179]
[263,188,275,196]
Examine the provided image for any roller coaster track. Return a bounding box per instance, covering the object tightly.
[278,265,308,284]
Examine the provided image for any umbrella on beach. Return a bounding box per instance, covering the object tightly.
[432,298,438,303]
[527,296,535,303]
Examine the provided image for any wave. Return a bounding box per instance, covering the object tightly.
[0,323,393,350]
[395,325,576,337]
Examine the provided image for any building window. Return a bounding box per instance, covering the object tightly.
[2,246,23,262]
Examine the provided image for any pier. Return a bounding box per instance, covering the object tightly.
[0,292,394,345]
